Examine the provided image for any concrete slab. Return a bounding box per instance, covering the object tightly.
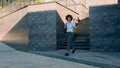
[0,41,119,68]
[0,51,99,68]
[29,50,120,68]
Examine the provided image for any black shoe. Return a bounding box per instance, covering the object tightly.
[65,53,69,56]
[72,48,76,54]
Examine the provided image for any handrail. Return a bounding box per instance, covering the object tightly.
[56,2,79,15]
[71,0,77,11]
[0,0,88,18]
[0,6,28,19]
[80,3,88,9]
[56,0,77,12]
[64,0,88,12]
[0,1,79,19]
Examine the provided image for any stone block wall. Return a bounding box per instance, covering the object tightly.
[56,12,65,49]
[28,10,58,51]
[89,4,120,52]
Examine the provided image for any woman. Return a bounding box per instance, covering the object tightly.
[64,14,76,56]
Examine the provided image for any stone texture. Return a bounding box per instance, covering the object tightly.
[89,4,120,52]
[28,10,65,51]
[56,12,65,49]
[28,10,56,51]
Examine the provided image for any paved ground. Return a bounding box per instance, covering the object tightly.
[1,42,120,68]
[0,42,16,52]
[0,51,100,68]
[29,50,120,68]
[0,42,99,68]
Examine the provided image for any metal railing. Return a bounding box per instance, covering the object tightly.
[0,0,88,18]
[0,0,46,17]
[56,0,76,11]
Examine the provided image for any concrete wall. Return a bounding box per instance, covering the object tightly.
[56,3,79,23]
[0,2,77,51]
[2,15,28,51]
[0,7,28,51]
[89,4,120,52]
[0,7,28,40]
[28,2,56,12]
[76,4,88,19]
[86,0,118,7]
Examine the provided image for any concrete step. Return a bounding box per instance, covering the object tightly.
[62,33,90,50]
[63,43,89,46]
[60,46,90,50]
[61,43,89,46]
[74,39,89,42]
[74,34,89,37]
[61,42,89,50]
[73,34,89,42]
[64,41,89,43]
[74,37,89,41]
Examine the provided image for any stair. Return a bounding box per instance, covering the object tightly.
[60,18,89,50]
[60,34,89,50]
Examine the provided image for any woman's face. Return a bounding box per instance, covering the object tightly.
[67,17,71,22]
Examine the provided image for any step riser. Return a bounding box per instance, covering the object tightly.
[63,44,89,46]
[60,46,89,48]
[60,47,90,50]
[63,42,89,45]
